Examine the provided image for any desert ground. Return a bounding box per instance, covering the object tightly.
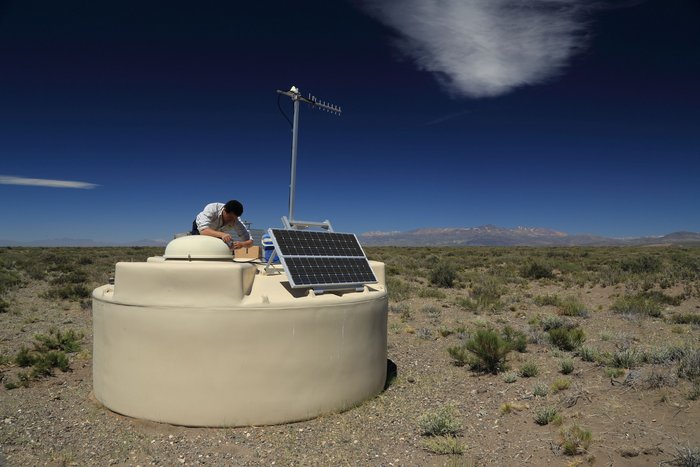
[1,246,699,466]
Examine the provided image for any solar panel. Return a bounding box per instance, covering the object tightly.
[268,229,377,290]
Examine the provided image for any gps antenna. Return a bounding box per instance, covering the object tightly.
[276,85,342,224]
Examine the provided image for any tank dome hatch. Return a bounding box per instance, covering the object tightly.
[163,235,232,260]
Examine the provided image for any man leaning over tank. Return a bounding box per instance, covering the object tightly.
[191,200,254,250]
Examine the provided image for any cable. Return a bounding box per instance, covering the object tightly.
[277,93,293,128]
[277,92,294,217]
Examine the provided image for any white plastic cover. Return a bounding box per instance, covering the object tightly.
[163,235,232,260]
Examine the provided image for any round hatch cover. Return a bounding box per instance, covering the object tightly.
[163,235,232,260]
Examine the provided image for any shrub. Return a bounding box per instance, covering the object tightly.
[534,406,559,425]
[423,304,442,322]
[668,444,700,467]
[639,290,683,306]
[612,348,640,369]
[0,268,22,293]
[560,358,574,375]
[519,361,539,378]
[418,406,462,437]
[421,436,464,455]
[678,348,700,381]
[30,351,70,378]
[417,328,433,340]
[454,296,478,312]
[502,372,518,383]
[611,295,662,318]
[430,262,458,288]
[43,284,91,301]
[559,424,592,455]
[15,346,36,367]
[520,261,553,280]
[34,329,83,353]
[534,294,562,307]
[502,326,528,353]
[448,345,471,367]
[552,378,571,392]
[541,315,564,331]
[386,276,413,302]
[688,379,700,401]
[620,255,661,274]
[417,287,447,299]
[532,382,549,397]
[11,329,83,386]
[558,297,588,317]
[644,345,686,365]
[670,313,700,325]
[548,327,585,351]
[463,329,512,374]
[576,346,597,362]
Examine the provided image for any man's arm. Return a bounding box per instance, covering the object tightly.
[231,218,253,249]
[199,228,233,244]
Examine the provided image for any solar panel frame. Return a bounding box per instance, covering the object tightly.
[268,228,378,290]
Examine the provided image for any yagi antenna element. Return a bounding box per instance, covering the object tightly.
[276,85,342,225]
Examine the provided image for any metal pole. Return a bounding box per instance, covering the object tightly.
[289,95,300,222]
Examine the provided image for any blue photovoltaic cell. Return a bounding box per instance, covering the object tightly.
[268,229,377,289]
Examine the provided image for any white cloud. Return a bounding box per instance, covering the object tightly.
[359,0,590,98]
[0,175,98,189]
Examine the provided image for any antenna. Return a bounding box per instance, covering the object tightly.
[276,85,342,225]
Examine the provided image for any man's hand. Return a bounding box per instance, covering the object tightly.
[221,233,233,244]
[233,239,254,250]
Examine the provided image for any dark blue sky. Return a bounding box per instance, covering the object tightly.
[1,0,698,242]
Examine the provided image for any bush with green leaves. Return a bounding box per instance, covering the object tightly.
[386,276,413,302]
[559,424,592,456]
[612,348,640,369]
[43,284,91,301]
[678,348,700,381]
[418,406,462,437]
[429,261,458,288]
[620,255,662,274]
[501,326,528,353]
[519,361,539,378]
[6,328,83,388]
[540,314,565,331]
[558,297,588,317]
[534,294,562,307]
[611,294,663,318]
[421,436,464,455]
[560,358,574,374]
[534,406,559,425]
[551,378,571,392]
[532,382,548,397]
[576,345,597,362]
[520,261,553,280]
[548,326,585,351]
[670,313,700,325]
[462,328,512,374]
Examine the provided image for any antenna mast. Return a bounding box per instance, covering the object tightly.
[276,85,341,224]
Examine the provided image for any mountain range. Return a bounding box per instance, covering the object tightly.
[358,225,700,247]
[1,227,699,247]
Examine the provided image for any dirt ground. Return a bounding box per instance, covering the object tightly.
[1,246,699,466]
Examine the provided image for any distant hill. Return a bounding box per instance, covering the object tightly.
[2,227,698,248]
[0,238,167,247]
[358,226,700,247]
[0,229,268,247]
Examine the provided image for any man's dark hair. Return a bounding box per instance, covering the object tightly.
[223,200,244,216]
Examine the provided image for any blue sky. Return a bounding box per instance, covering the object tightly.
[1,0,698,243]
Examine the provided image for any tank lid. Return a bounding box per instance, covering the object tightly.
[163,236,232,260]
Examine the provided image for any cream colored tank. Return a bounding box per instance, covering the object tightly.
[92,235,388,427]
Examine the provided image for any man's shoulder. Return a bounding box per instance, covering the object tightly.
[203,202,224,211]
